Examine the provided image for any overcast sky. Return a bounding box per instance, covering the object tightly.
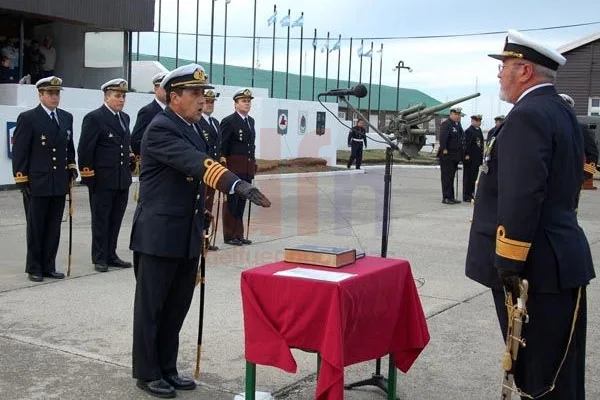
[136,0,600,128]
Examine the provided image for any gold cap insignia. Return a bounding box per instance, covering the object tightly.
[193,68,207,83]
[243,89,252,97]
[50,78,61,86]
[119,81,128,89]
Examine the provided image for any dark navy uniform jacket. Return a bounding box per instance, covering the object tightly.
[220,112,256,181]
[12,105,76,196]
[197,115,221,161]
[347,126,367,147]
[464,125,484,165]
[77,105,132,190]
[466,85,595,293]
[130,99,163,156]
[130,107,238,260]
[437,119,464,162]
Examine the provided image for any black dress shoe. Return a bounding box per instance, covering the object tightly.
[107,258,132,268]
[240,238,253,245]
[451,198,462,204]
[95,264,108,272]
[207,244,219,251]
[28,273,43,282]
[164,374,197,390]
[136,379,176,398]
[43,271,65,279]
[442,198,455,205]
[224,238,243,246]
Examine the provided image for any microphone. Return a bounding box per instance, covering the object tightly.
[318,84,368,98]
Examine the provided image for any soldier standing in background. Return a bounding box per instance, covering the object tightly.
[11,76,77,282]
[130,71,167,157]
[197,89,221,251]
[220,89,257,246]
[462,114,484,202]
[437,107,464,204]
[347,117,368,169]
[78,79,135,273]
[486,115,505,144]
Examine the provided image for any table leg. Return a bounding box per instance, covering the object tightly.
[387,354,397,400]
[245,361,256,400]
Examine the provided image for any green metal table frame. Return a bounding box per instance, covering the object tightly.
[244,353,397,400]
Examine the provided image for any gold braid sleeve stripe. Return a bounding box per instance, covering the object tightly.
[80,167,95,178]
[203,159,228,189]
[14,172,28,183]
[68,163,77,169]
[495,225,531,261]
[584,162,596,175]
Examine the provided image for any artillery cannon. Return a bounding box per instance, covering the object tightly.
[386,92,481,157]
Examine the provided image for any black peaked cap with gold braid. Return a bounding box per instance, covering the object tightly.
[161,64,214,91]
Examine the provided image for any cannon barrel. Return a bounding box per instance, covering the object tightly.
[403,92,481,122]
[398,103,426,117]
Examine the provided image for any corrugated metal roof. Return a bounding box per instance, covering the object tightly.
[135,53,444,112]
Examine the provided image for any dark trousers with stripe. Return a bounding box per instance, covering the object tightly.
[89,188,129,264]
[347,142,364,169]
[26,196,66,275]
[132,253,198,380]
[492,287,587,399]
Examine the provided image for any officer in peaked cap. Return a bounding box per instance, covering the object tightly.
[130,64,270,398]
[11,76,77,282]
[466,29,594,398]
[131,71,168,157]
[437,106,464,204]
[486,114,505,143]
[196,89,222,251]
[462,114,484,202]
[77,78,135,273]
[219,88,257,246]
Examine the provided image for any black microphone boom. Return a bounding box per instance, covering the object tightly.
[319,84,367,98]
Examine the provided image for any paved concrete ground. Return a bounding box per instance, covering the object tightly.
[0,167,598,400]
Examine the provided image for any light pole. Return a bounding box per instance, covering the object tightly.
[393,60,412,114]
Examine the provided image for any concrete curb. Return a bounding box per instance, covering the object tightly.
[255,169,365,180]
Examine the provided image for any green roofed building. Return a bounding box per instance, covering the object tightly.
[135,53,451,132]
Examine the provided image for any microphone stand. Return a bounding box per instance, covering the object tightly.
[336,95,401,400]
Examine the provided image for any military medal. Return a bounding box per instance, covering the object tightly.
[109,133,114,138]
[41,135,46,140]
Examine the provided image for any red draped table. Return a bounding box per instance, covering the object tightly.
[241,256,430,400]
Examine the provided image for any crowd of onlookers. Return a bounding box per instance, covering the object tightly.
[0,36,56,84]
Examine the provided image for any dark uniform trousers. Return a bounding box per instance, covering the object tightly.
[77,105,133,265]
[347,126,367,169]
[220,113,256,241]
[437,119,463,200]
[11,105,76,275]
[493,288,587,399]
[129,107,238,381]
[133,254,198,380]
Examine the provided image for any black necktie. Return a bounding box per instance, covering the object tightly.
[115,112,126,132]
[244,117,252,132]
[50,111,59,130]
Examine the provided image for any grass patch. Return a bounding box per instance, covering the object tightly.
[256,157,344,174]
[337,149,440,165]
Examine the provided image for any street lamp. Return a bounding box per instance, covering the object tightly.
[393,60,412,114]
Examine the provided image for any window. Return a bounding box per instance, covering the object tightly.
[589,98,600,116]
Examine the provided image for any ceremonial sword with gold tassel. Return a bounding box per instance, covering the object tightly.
[67,178,74,277]
[501,279,529,399]
[194,213,214,378]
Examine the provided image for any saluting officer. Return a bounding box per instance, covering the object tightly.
[346,117,368,169]
[11,76,77,282]
[462,114,484,202]
[437,107,464,204]
[130,71,167,157]
[466,30,594,398]
[78,78,135,272]
[196,89,221,251]
[130,64,270,398]
[220,88,257,246]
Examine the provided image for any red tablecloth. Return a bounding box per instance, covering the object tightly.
[241,256,430,400]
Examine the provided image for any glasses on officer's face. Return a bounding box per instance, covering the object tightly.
[498,62,527,72]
